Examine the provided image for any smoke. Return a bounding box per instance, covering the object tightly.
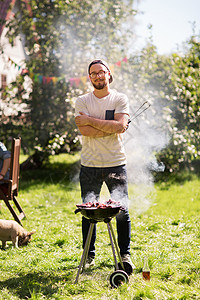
[124,100,170,214]
[83,192,98,204]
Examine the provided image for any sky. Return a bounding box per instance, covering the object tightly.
[134,0,200,54]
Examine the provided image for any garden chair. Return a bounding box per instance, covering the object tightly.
[0,137,26,225]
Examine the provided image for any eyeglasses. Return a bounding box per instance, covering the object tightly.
[89,70,107,79]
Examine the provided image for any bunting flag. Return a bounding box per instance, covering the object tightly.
[80,76,88,85]
[122,57,128,63]
[115,61,121,67]
[7,57,24,71]
[8,56,128,87]
[52,77,58,84]
[109,64,115,74]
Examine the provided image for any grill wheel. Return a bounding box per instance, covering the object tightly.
[110,270,129,288]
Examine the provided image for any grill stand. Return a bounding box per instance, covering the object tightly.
[75,218,130,287]
[75,222,95,284]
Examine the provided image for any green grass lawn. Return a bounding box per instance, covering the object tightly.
[0,153,199,299]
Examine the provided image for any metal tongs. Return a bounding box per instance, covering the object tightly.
[128,101,151,124]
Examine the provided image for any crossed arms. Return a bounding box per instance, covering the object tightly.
[75,112,129,137]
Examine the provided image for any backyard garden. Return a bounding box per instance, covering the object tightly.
[0,153,199,299]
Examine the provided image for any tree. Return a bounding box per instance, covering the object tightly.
[162,37,200,171]
[1,0,136,167]
[112,36,200,173]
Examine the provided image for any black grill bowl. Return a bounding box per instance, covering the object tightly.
[75,206,121,222]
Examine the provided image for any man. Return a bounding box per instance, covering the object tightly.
[0,142,11,196]
[75,59,134,269]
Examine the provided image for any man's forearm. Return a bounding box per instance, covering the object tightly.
[88,117,124,134]
[78,125,113,137]
[75,112,128,135]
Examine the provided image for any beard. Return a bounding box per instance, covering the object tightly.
[92,79,107,90]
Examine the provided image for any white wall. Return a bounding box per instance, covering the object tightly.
[0,27,30,117]
[0,28,26,86]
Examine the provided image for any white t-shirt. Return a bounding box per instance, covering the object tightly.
[75,89,129,167]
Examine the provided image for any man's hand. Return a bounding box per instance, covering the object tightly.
[0,174,4,180]
[75,112,90,126]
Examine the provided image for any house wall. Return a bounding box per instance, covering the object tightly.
[0,31,26,88]
[0,0,30,118]
[0,0,26,91]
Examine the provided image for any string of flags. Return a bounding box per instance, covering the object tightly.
[6,55,128,87]
[5,56,25,71]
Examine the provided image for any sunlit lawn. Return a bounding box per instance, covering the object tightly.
[0,153,199,299]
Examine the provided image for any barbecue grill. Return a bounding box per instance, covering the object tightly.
[74,202,133,288]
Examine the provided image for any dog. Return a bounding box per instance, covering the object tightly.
[0,219,35,248]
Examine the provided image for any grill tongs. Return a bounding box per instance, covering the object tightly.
[128,101,151,124]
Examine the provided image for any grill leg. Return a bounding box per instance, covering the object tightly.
[75,222,94,284]
[108,221,125,271]
[107,222,118,270]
